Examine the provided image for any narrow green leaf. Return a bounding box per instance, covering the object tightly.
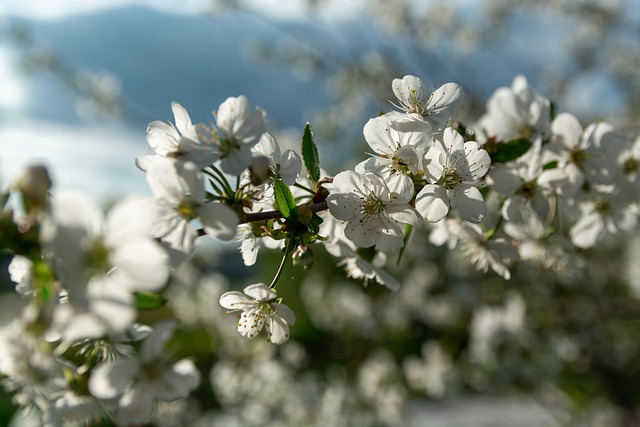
[134,291,168,310]
[301,123,321,184]
[273,179,298,221]
[490,138,532,163]
[543,160,558,170]
[397,224,413,265]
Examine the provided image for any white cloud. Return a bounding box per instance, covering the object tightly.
[0,116,150,201]
[1,0,367,21]
[0,47,28,110]
[1,0,213,20]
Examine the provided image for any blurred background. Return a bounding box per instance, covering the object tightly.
[1,0,639,426]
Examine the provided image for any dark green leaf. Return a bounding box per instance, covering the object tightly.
[490,138,532,163]
[273,179,298,221]
[543,160,558,170]
[397,224,413,265]
[301,123,321,184]
[134,291,168,310]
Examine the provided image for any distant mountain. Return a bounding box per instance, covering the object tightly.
[10,5,335,129]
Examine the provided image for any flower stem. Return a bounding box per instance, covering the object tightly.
[269,248,290,289]
[294,182,316,195]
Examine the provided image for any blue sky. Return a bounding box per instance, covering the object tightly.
[0,0,635,201]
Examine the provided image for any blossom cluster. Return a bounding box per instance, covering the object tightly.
[1,73,639,425]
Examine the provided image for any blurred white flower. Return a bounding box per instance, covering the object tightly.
[448,219,518,280]
[539,113,619,195]
[145,158,239,266]
[8,255,34,297]
[219,283,296,344]
[474,75,550,142]
[89,321,201,426]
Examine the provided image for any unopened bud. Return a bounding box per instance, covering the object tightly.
[292,244,313,269]
[16,164,52,210]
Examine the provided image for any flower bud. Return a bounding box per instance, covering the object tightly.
[15,164,52,211]
[292,244,313,270]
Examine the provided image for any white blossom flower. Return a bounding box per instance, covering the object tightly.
[486,139,550,222]
[569,189,637,249]
[474,75,550,143]
[324,236,400,291]
[39,192,171,339]
[219,283,296,344]
[326,170,421,254]
[89,321,201,426]
[503,204,577,275]
[215,96,267,175]
[448,219,518,280]
[539,113,619,195]
[469,292,526,365]
[356,114,430,195]
[415,128,490,223]
[40,191,170,296]
[137,102,216,171]
[390,74,464,132]
[146,157,239,266]
[251,132,302,185]
[8,255,34,297]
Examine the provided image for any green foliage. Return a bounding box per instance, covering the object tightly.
[489,138,532,163]
[301,123,321,184]
[134,291,168,310]
[273,179,299,221]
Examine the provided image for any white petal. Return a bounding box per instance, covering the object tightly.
[266,313,291,345]
[271,302,296,326]
[570,212,604,249]
[116,383,155,426]
[155,359,200,401]
[386,203,421,226]
[89,358,139,399]
[243,283,276,301]
[110,240,169,291]
[199,203,238,241]
[449,186,486,223]
[171,102,192,135]
[278,150,302,185]
[363,116,397,155]
[219,291,255,310]
[326,193,362,222]
[423,147,445,182]
[551,113,582,150]
[415,184,450,222]
[141,321,176,363]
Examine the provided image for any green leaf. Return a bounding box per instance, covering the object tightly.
[273,179,298,221]
[301,123,321,184]
[490,138,532,163]
[134,291,168,310]
[543,160,558,170]
[396,224,413,265]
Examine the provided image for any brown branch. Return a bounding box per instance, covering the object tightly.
[240,201,328,224]
[196,201,330,237]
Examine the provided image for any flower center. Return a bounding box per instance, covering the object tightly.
[624,157,639,175]
[594,199,610,215]
[361,193,386,220]
[176,199,199,220]
[441,167,463,189]
[218,137,241,159]
[570,149,587,168]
